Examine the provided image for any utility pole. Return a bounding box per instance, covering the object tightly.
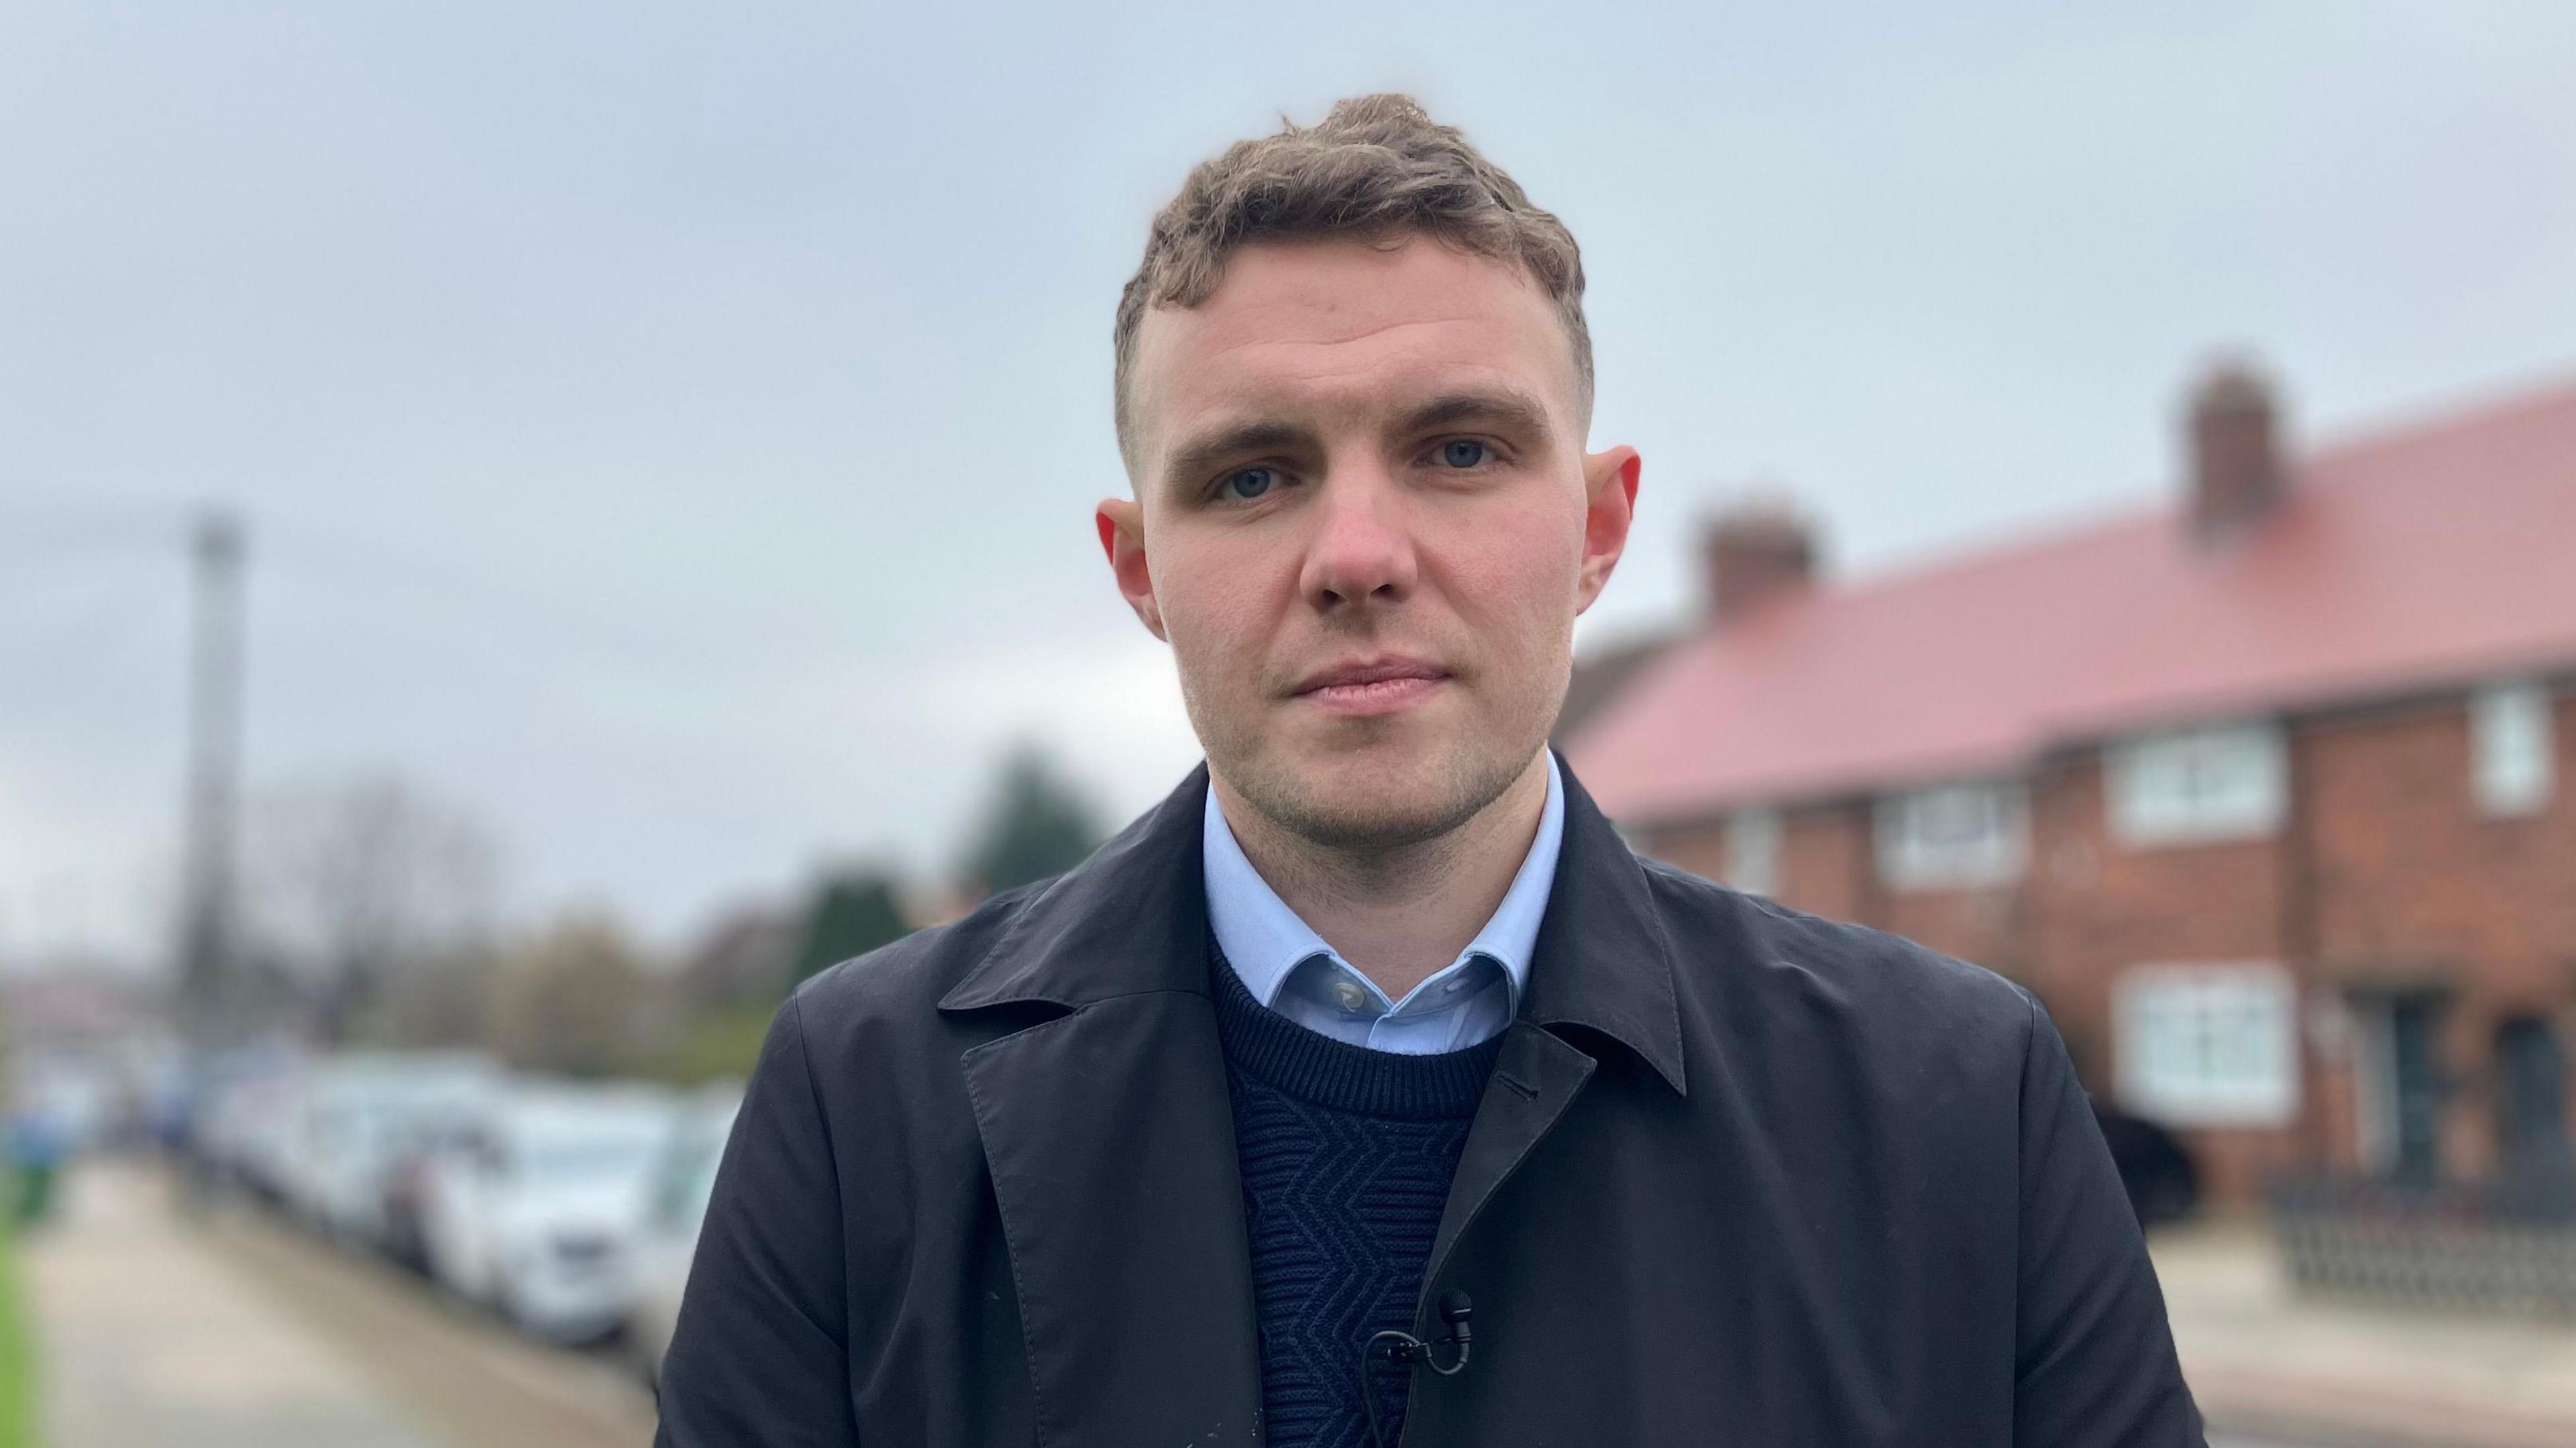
[178,507,247,1050]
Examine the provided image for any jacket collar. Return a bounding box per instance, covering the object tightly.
[938,763,1217,1013]
[1520,759,1688,1095]
[938,754,1688,1096]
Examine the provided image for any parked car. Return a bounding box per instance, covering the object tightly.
[419,1083,679,1343]
[199,1049,313,1205]
[625,1087,742,1382]
[283,1053,498,1247]
[381,1113,482,1274]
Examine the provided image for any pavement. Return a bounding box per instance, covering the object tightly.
[2157,1222,2576,1448]
[18,1156,2576,1448]
[18,1161,444,1448]
[191,1176,660,1448]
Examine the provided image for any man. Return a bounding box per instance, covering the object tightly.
[656,95,2204,1447]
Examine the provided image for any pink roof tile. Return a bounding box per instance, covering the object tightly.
[1566,376,2576,826]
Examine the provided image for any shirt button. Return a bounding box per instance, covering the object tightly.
[1330,979,1371,1012]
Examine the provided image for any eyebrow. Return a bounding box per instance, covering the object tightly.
[1159,420,1320,498]
[1395,388,1558,445]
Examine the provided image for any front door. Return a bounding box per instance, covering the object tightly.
[2496,1016,2574,1211]
[2386,996,2443,1186]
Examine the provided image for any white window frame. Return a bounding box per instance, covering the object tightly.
[2112,962,2301,1127]
[2471,680,2555,818]
[1873,781,2028,892]
[2106,719,2288,848]
[1723,807,1781,897]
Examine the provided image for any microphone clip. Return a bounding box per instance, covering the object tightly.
[1358,1291,1477,1448]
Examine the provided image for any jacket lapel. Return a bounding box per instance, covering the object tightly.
[1421,1019,1596,1298]
[942,768,1265,1447]
[1421,761,1690,1308]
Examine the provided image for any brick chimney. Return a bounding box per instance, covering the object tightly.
[1701,500,1817,623]
[2186,357,2286,538]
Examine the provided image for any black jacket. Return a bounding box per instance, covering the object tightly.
[655,762,2204,1446]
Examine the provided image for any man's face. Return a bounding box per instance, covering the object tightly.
[1099,236,1639,850]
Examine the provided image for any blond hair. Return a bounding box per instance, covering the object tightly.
[1113,94,1592,467]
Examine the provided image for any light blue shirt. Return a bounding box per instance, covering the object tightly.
[1202,754,1565,1055]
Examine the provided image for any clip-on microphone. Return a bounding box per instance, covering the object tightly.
[1358,1290,1474,1448]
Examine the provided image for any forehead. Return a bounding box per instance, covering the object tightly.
[1128,236,1578,472]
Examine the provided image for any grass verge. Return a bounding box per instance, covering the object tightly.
[0,1198,32,1448]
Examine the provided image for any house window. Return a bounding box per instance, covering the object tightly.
[1874,781,2027,891]
[2112,964,2300,1127]
[1723,807,1781,897]
[2471,681,2555,817]
[2106,720,2287,846]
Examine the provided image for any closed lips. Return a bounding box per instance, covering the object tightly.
[1295,659,1447,693]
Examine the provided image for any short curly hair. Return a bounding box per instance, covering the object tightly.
[1113,93,1592,469]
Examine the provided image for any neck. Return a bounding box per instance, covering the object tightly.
[1214,750,1552,1003]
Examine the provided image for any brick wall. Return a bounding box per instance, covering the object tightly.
[1626,685,2576,1210]
[2304,692,2576,1179]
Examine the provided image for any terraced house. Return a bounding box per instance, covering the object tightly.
[1564,362,2576,1208]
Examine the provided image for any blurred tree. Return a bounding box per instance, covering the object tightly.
[245,773,499,1044]
[352,944,492,1048]
[482,914,651,1079]
[643,1004,777,1089]
[790,869,910,985]
[961,745,1106,895]
[676,904,800,1010]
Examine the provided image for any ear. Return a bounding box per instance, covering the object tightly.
[1574,444,1642,614]
[1095,497,1167,640]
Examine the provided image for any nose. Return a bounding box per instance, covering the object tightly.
[1298,463,1418,612]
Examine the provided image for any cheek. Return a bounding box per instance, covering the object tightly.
[1150,531,1291,674]
[1439,494,1587,632]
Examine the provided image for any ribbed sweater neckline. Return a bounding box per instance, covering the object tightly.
[1209,938,1503,1121]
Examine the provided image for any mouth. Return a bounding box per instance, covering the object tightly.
[1292,657,1451,717]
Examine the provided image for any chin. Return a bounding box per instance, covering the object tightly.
[1246,737,1515,851]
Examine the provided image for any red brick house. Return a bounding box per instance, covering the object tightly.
[1563,362,2576,1209]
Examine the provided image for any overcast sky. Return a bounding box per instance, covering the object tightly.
[5,1,2573,964]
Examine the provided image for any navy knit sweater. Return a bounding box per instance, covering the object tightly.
[1210,945,1503,1448]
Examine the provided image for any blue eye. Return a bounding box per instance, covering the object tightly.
[1224,467,1277,500]
[1439,439,1489,468]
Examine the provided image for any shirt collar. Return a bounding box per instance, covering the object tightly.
[1202,753,1566,1011]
